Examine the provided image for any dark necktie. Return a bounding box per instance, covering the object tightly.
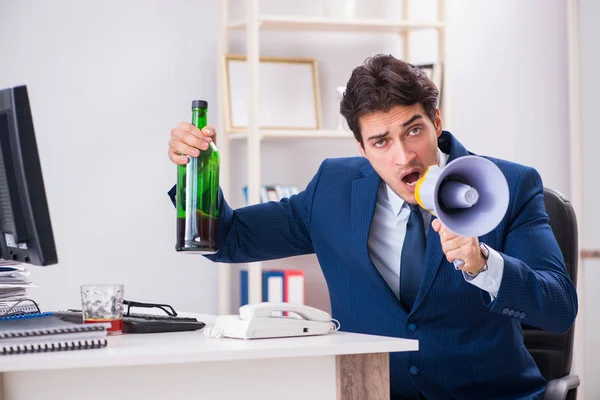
[399,203,426,312]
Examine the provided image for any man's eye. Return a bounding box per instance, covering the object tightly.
[408,127,422,136]
[373,139,387,148]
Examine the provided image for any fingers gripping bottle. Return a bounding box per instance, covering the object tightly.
[175,100,220,253]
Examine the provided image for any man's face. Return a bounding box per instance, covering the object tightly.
[357,104,442,204]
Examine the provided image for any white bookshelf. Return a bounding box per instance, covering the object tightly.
[216,0,447,314]
[227,129,353,140]
[227,15,444,33]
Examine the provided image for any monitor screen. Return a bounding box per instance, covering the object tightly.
[0,85,57,266]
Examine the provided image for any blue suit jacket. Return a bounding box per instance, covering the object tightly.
[179,131,577,399]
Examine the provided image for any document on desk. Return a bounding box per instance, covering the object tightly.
[0,262,36,314]
[0,263,30,285]
[0,267,28,277]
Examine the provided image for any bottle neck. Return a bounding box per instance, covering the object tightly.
[192,108,207,129]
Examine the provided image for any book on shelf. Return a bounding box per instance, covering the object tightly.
[240,269,305,312]
[243,184,300,205]
[0,312,109,354]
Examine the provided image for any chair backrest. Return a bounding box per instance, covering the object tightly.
[522,187,578,381]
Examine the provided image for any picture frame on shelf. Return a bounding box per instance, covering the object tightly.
[416,63,444,110]
[225,54,322,132]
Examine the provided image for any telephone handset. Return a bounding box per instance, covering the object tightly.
[239,302,332,323]
[206,302,340,340]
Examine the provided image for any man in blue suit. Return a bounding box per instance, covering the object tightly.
[167,54,577,399]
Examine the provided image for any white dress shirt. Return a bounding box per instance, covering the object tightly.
[367,149,504,301]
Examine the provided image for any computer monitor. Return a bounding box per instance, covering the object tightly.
[0,85,57,266]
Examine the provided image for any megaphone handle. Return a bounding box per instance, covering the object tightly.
[453,259,465,270]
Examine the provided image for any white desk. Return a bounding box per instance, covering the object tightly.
[0,314,418,400]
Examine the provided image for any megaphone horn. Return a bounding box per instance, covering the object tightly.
[415,155,509,269]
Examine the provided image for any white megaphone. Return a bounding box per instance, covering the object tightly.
[414,155,510,269]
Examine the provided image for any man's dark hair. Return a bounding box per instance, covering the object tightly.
[340,54,439,147]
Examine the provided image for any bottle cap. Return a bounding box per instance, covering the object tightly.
[192,100,208,109]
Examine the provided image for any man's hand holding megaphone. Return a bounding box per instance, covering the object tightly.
[431,218,487,275]
[414,155,510,276]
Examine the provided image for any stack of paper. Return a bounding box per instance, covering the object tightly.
[0,261,36,316]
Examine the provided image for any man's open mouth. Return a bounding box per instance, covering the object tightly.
[401,170,422,187]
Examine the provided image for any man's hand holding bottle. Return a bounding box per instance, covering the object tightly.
[168,122,216,165]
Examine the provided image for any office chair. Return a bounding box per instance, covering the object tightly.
[522,187,580,400]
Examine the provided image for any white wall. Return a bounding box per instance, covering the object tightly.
[0,0,220,314]
[446,0,570,195]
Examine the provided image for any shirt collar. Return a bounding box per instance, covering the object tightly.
[386,148,449,216]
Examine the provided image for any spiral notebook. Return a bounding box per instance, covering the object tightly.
[0,313,108,354]
[0,303,39,316]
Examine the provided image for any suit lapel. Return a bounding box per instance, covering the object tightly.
[351,164,405,309]
[350,164,380,275]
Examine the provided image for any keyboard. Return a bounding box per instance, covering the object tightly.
[126,312,198,322]
[53,310,206,334]
[122,313,206,334]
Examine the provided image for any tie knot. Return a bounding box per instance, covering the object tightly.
[408,203,420,213]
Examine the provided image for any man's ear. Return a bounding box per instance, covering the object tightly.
[434,108,443,137]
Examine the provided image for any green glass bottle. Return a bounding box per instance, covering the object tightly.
[175,100,220,253]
